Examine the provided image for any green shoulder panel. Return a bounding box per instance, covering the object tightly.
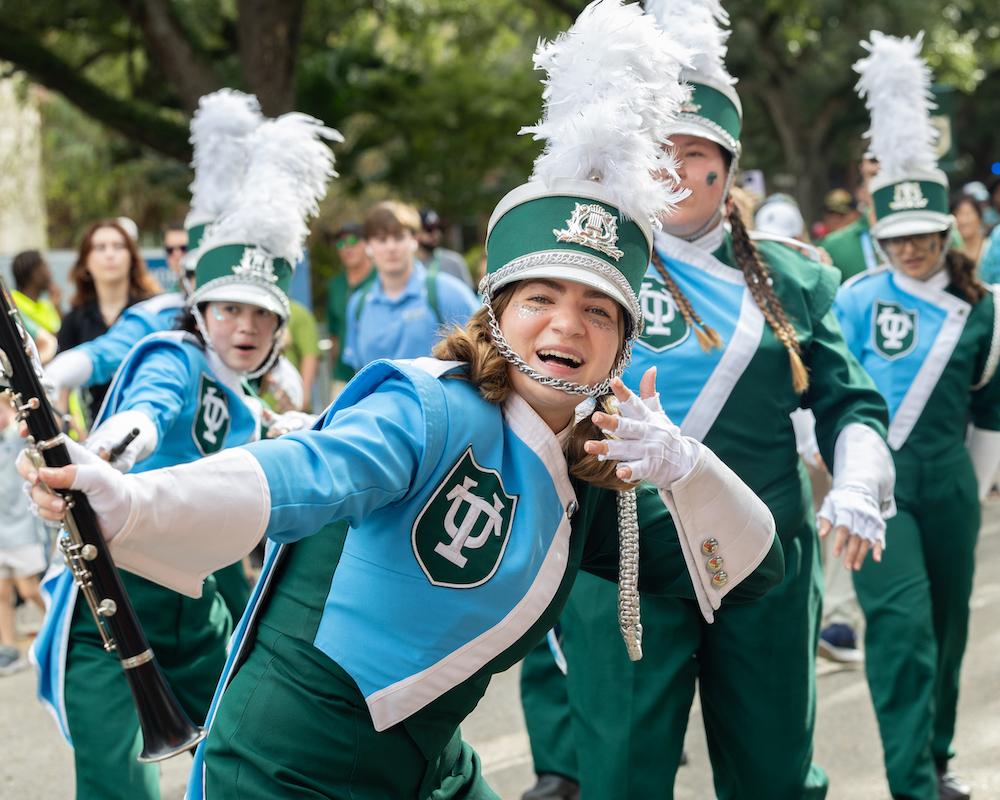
[751,238,842,334]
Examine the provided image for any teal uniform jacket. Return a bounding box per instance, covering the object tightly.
[551,230,889,800]
[34,331,259,744]
[186,358,782,799]
[834,267,1000,799]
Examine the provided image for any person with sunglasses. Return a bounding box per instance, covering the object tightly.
[162,223,189,290]
[326,222,375,397]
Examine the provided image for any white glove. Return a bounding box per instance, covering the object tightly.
[817,486,885,548]
[85,410,158,473]
[86,411,159,472]
[599,392,701,489]
[66,460,135,542]
[264,410,317,438]
[44,348,93,391]
[967,426,1000,501]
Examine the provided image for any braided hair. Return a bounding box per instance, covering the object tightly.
[650,250,723,352]
[728,203,809,393]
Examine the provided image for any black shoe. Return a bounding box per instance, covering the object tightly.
[522,773,581,800]
[936,766,971,800]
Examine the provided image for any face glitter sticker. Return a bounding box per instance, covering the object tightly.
[515,302,548,318]
[586,312,617,332]
[706,172,718,186]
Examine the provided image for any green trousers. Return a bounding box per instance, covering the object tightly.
[204,620,498,799]
[853,450,979,800]
[520,636,577,781]
[64,572,230,800]
[560,519,826,800]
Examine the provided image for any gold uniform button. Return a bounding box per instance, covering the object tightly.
[701,538,719,556]
[706,555,724,574]
[711,570,729,588]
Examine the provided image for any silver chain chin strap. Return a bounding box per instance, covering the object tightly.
[617,487,643,661]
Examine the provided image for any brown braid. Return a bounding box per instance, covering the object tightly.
[945,249,988,304]
[727,203,810,394]
[650,251,724,352]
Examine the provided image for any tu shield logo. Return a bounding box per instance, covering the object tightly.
[637,275,690,353]
[873,301,918,360]
[193,374,231,455]
[412,446,518,588]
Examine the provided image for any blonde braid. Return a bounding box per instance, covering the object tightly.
[651,251,724,352]
[728,204,809,394]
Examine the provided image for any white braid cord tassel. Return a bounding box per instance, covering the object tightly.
[617,487,643,660]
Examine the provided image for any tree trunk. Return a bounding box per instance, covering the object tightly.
[236,0,305,116]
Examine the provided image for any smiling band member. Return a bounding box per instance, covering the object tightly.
[834,33,1000,800]
[29,113,338,800]
[531,2,897,800]
[20,3,783,798]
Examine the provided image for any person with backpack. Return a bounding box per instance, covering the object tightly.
[342,201,479,371]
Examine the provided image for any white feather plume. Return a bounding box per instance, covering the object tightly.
[644,0,735,87]
[185,89,264,228]
[202,113,343,265]
[854,31,938,179]
[521,0,692,222]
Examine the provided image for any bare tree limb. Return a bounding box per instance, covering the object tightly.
[236,0,305,115]
[0,20,190,160]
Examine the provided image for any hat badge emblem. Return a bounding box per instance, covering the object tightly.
[888,181,929,212]
[233,246,279,284]
[554,203,625,261]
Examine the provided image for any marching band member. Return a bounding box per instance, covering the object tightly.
[22,3,781,797]
[835,32,1000,800]
[29,112,337,800]
[530,2,896,799]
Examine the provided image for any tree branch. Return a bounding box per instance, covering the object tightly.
[236,0,305,115]
[0,21,190,160]
[117,0,222,112]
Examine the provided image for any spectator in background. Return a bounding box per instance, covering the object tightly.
[951,194,988,270]
[280,299,321,410]
[417,207,474,288]
[343,201,478,371]
[0,391,47,677]
[819,153,883,282]
[58,220,160,424]
[986,177,1000,231]
[326,222,375,396]
[162,223,189,292]
[820,188,860,238]
[11,249,61,334]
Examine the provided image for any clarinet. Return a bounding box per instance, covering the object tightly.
[0,277,205,763]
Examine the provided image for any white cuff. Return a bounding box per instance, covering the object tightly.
[659,449,777,623]
[109,448,271,597]
[87,410,158,472]
[44,348,93,391]
[832,423,896,518]
[967,426,1000,501]
[790,408,821,466]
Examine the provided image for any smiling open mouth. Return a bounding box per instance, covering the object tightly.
[537,349,583,368]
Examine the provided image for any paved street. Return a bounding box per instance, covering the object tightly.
[3,504,999,799]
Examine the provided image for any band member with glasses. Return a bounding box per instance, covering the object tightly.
[833,32,1000,800]
[29,112,336,800]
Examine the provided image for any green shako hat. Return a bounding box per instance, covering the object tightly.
[183,89,263,268]
[855,31,950,240]
[191,112,342,321]
[483,0,691,392]
[646,0,741,156]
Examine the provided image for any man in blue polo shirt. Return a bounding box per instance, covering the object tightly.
[343,200,478,370]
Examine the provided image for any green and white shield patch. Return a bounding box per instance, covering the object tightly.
[637,274,690,353]
[193,373,231,455]
[873,300,918,360]
[412,446,518,588]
